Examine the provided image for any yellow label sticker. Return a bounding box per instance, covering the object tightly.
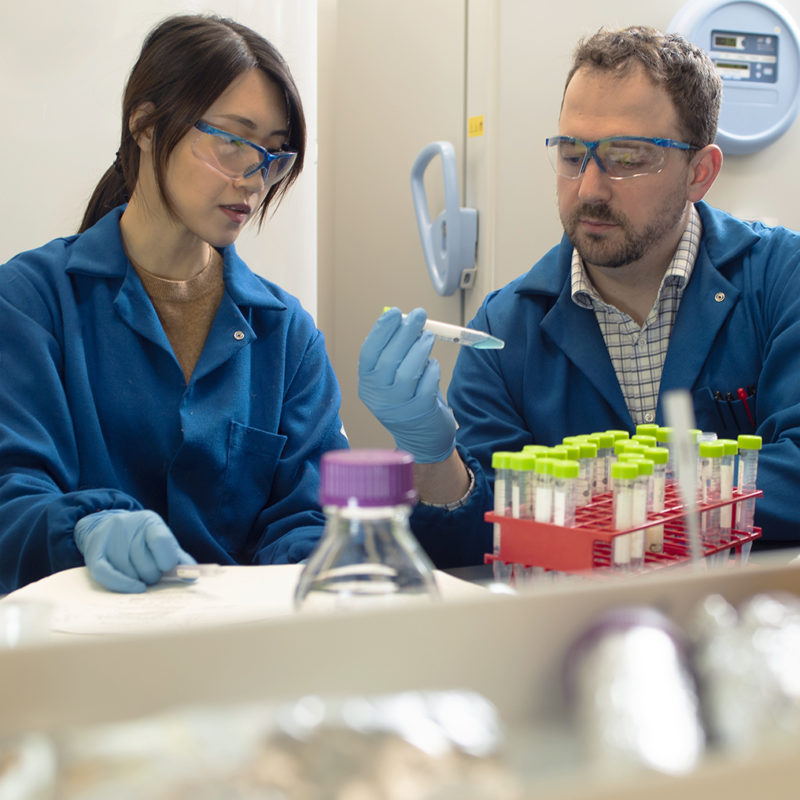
[468,115,485,138]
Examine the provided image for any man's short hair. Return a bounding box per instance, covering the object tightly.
[565,25,723,148]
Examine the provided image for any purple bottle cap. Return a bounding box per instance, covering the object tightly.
[320,449,418,507]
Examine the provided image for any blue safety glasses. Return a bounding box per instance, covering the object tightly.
[192,120,297,187]
[545,135,698,180]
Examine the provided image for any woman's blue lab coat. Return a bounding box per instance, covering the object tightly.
[411,201,800,567]
[0,206,348,591]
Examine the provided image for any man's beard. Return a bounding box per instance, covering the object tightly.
[562,195,686,268]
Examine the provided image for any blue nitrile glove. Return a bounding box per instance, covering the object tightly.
[74,509,197,593]
[358,307,457,463]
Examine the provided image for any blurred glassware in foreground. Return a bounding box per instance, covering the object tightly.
[563,606,706,777]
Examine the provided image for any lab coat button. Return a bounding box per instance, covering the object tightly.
[714,292,725,303]
[233,330,245,341]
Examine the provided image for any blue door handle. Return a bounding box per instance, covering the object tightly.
[410,141,478,296]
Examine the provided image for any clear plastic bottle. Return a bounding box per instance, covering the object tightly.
[294,449,439,611]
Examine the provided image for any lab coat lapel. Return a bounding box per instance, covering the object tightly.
[113,270,173,350]
[540,287,631,424]
[189,293,254,382]
[659,248,739,396]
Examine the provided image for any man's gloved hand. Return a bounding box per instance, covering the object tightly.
[358,307,457,463]
[74,509,197,593]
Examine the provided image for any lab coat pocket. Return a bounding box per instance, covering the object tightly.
[692,385,757,438]
[221,420,287,524]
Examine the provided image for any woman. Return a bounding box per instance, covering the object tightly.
[0,14,348,593]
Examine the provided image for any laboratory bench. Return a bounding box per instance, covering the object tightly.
[0,556,799,798]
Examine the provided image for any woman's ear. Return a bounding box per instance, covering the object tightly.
[128,102,156,152]
[687,144,723,203]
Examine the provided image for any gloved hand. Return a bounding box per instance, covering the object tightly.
[358,307,457,463]
[74,509,197,593]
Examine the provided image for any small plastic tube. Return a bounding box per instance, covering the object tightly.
[576,441,598,508]
[619,441,647,457]
[635,423,660,438]
[588,432,615,498]
[736,434,762,537]
[617,455,652,571]
[610,461,638,570]
[510,451,537,520]
[552,459,580,528]
[699,440,724,549]
[717,438,738,542]
[491,451,515,583]
[656,426,674,481]
[631,434,657,449]
[631,458,653,571]
[534,458,555,524]
[605,429,630,443]
[643,446,669,554]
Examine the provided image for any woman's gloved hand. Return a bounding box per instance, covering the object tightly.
[74,509,197,593]
[358,307,457,463]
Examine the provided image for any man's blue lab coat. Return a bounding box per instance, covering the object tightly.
[411,201,800,567]
[0,206,348,591]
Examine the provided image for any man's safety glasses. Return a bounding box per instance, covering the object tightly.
[192,121,297,187]
[545,135,698,180]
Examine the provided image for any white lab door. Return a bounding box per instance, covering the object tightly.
[319,0,800,449]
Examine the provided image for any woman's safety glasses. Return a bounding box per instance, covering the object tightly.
[545,135,698,180]
[192,121,297,187]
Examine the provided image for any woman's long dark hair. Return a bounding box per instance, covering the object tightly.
[79,14,306,233]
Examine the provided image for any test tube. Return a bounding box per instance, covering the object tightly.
[643,446,668,553]
[736,435,762,559]
[552,459,580,528]
[619,441,647,457]
[610,461,638,571]
[553,442,581,463]
[509,451,537,584]
[635,423,660,438]
[631,434,657,449]
[510,451,537,520]
[698,440,724,549]
[606,429,631,443]
[522,444,550,457]
[717,438,738,543]
[588,432,615,498]
[630,458,653,571]
[534,458,555,524]
[491,451,515,583]
[656,426,674,481]
[576,440,598,508]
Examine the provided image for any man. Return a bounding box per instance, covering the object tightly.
[358,26,800,567]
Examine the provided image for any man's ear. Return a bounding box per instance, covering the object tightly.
[687,143,723,203]
[128,102,156,152]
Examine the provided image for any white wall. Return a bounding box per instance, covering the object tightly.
[0,0,318,316]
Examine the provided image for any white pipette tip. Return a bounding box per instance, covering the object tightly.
[386,307,505,349]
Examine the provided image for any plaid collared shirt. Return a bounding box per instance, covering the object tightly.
[570,204,702,425]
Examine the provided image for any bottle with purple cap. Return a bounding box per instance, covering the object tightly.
[294,449,440,610]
